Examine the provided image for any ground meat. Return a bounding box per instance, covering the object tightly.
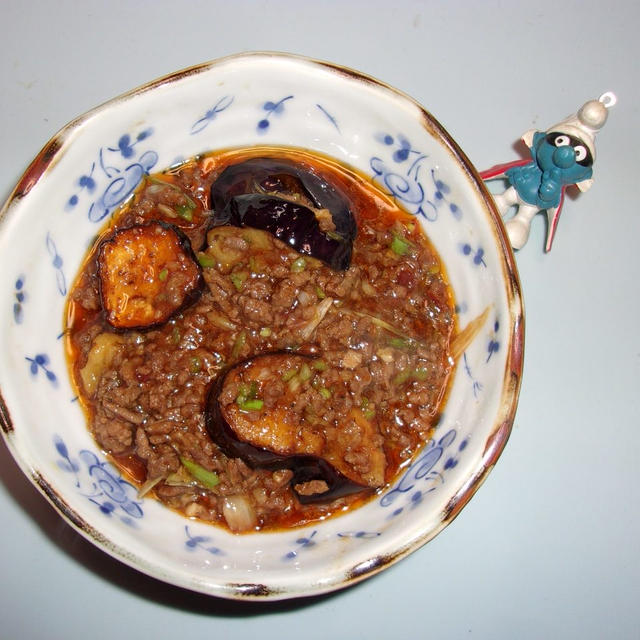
[237,294,273,325]
[66,148,455,532]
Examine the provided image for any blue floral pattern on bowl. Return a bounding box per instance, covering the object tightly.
[66,127,158,223]
[54,435,143,526]
[371,133,463,222]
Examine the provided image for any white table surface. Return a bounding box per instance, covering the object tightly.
[1,1,638,638]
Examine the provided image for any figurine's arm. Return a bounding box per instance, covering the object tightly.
[479,158,530,181]
[521,129,536,148]
[576,178,594,192]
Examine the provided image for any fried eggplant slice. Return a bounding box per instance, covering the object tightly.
[98,221,203,330]
[209,157,356,270]
[220,194,353,271]
[205,353,387,503]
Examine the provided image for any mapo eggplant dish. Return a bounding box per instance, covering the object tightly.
[65,148,457,532]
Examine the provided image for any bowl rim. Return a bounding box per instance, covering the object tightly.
[0,51,524,600]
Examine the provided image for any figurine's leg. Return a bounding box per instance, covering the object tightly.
[492,187,520,215]
[505,204,538,250]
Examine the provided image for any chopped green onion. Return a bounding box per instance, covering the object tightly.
[413,367,429,380]
[235,380,260,409]
[389,336,415,350]
[235,383,249,405]
[197,251,216,268]
[393,369,411,385]
[179,456,219,489]
[313,359,327,371]
[363,408,376,420]
[237,398,264,411]
[158,268,169,282]
[230,271,248,291]
[298,363,312,381]
[390,232,412,256]
[171,326,181,345]
[281,368,298,382]
[291,257,307,273]
[315,286,326,299]
[189,356,201,374]
[175,204,194,221]
[318,387,332,399]
[249,255,264,273]
[360,397,376,419]
[259,327,272,338]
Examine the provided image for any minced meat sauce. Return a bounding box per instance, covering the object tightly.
[65,147,456,532]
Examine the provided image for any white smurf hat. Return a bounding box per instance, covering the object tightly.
[546,92,616,160]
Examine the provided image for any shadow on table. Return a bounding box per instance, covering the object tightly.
[0,438,354,616]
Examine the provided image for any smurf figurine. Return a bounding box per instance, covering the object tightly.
[481,92,616,251]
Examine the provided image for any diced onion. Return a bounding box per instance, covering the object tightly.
[222,495,257,533]
[80,333,125,395]
[299,297,333,340]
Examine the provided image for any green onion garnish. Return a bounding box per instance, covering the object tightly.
[237,398,264,411]
[281,368,298,382]
[180,456,219,489]
[393,369,411,385]
[390,232,412,256]
[158,268,169,281]
[389,336,415,350]
[175,204,194,221]
[413,367,429,380]
[197,252,216,268]
[230,271,248,291]
[291,257,307,273]
[189,357,201,374]
[298,363,312,381]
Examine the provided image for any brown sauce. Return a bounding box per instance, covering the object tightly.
[65,147,456,532]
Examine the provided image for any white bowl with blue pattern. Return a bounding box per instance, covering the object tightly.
[0,52,523,600]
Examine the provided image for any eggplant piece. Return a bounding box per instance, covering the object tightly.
[209,158,356,270]
[221,194,352,271]
[98,221,203,330]
[205,353,386,503]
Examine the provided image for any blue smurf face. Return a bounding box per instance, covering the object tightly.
[533,131,593,183]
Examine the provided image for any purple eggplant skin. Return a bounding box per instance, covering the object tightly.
[204,368,369,504]
[223,194,353,271]
[209,157,356,270]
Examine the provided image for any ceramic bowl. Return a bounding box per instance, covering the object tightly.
[0,52,523,600]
